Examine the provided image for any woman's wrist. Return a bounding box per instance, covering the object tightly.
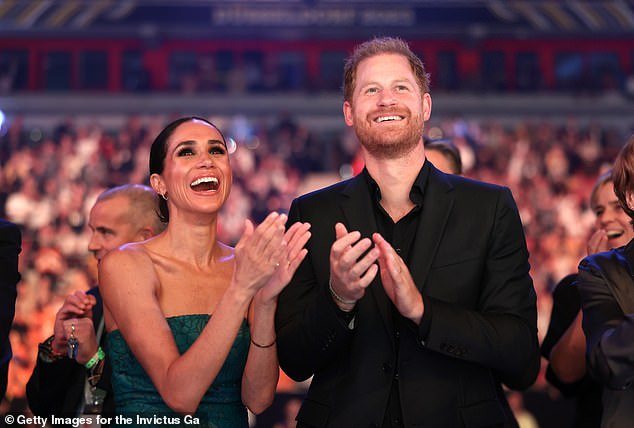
[250,336,276,349]
[225,282,257,309]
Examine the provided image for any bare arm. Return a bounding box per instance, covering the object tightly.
[549,311,586,383]
[241,221,310,414]
[100,213,291,414]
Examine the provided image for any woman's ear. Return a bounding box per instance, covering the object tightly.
[150,173,165,196]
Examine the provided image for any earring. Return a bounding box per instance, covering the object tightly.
[161,193,168,201]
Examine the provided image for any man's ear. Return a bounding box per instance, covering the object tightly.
[343,101,354,127]
[138,226,155,241]
[422,93,432,121]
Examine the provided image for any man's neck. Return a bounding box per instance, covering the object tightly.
[364,144,425,222]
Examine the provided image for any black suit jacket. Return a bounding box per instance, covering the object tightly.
[26,287,114,419]
[276,164,540,427]
[0,219,21,400]
[578,240,634,428]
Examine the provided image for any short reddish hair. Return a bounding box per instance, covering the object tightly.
[342,37,430,102]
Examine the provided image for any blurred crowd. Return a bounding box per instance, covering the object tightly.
[0,111,632,425]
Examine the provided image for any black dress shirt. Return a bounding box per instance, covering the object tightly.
[362,163,429,427]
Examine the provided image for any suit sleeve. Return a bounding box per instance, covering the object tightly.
[421,188,540,390]
[0,220,21,399]
[26,354,83,416]
[276,198,355,382]
[577,257,634,390]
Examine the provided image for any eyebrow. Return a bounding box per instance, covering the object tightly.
[359,78,414,89]
[174,139,226,150]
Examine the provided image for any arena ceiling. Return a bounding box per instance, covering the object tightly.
[1,0,633,40]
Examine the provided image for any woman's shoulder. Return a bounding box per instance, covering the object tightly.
[101,241,155,274]
[110,240,151,257]
[581,245,630,269]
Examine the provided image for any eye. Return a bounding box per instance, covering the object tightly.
[177,147,194,157]
[366,87,379,94]
[395,85,409,92]
[96,227,114,236]
[594,208,604,216]
[210,146,226,155]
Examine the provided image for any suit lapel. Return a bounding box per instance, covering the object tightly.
[340,174,376,240]
[341,175,394,341]
[409,166,454,293]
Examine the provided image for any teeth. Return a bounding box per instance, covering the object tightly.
[376,116,402,123]
[607,230,624,238]
[191,177,219,187]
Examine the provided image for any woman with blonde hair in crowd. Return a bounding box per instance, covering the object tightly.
[542,168,634,427]
[577,135,634,428]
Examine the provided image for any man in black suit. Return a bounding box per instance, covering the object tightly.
[275,37,540,427]
[26,184,164,419]
[0,219,21,401]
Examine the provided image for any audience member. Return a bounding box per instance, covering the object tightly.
[26,184,165,420]
[577,135,634,427]
[276,36,540,427]
[423,138,462,174]
[0,219,21,400]
[541,170,632,427]
[98,117,310,424]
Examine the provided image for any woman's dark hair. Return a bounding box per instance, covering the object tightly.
[149,116,226,222]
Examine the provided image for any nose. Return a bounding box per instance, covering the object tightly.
[378,88,397,107]
[198,152,215,168]
[88,233,102,258]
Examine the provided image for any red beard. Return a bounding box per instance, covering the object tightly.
[354,108,424,159]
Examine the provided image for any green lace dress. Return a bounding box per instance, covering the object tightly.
[107,315,250,428]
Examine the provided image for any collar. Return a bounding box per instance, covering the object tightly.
[361,159,430,207]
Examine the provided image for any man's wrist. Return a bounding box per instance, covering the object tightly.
[85,347,106,369]
[77,343,100,365]
[407,294,425,325]
[50,335,67,355]
[38,335,66,363]
[329,278,356,312]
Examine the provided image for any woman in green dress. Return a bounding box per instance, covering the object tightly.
[98,117,311,427]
